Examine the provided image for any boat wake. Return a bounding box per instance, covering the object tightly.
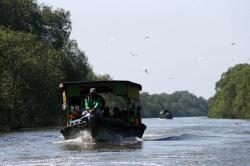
[54,136,91,145]
[143,133,201,141]
[54,131,143,150]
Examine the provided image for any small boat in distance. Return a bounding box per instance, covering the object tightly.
[59,80,146,141]
[160,109,173,119]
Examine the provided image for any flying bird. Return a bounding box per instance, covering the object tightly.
[107,37,116,44]
[129,52,138,56]
[230,43,237,46]
[197,57,204,61]
[168,76,174,80]
[141,67,149,74]
[144,36,150,39]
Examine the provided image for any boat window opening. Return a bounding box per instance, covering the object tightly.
[100,93,127,115]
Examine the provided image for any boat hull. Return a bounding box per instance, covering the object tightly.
[60,116,146,141]
[160,114,173,119]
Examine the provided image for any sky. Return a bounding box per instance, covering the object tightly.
[38,0,250,99]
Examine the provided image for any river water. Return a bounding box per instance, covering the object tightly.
[1,117,250,166]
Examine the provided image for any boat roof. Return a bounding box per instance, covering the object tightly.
[59,80,142,91]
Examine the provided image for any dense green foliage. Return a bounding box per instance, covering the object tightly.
[0,29,64,129]
[140,91,208,118]
[208,64,250,119]
[0,0,110,130]
[0,0,71,49]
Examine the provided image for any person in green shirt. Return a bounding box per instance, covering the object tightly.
[85,88,105,114]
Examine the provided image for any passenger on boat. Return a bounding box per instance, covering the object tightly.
[111,107,122,119]
[103,107,110,117]
[85,88,105,114]
[69,105,82,120]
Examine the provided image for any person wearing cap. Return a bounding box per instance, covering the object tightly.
[85,88,105,114]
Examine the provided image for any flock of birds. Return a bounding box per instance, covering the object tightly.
[138,40,240,79]
[130,36,165,78]
[128,36,152,76]
[108,34,242,80]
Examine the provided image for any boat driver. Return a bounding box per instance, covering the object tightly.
[84,88,105,114]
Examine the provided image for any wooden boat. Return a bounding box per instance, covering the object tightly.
[160,109,173,119]
[59,80,147,141]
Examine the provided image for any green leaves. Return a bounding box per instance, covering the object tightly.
[0,0,71,49]
[0,28,64,128]
[208,64,250,119]
[40,5,71,48]
[0,0,40,33]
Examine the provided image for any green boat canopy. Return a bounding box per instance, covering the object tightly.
[59,80,142,101]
